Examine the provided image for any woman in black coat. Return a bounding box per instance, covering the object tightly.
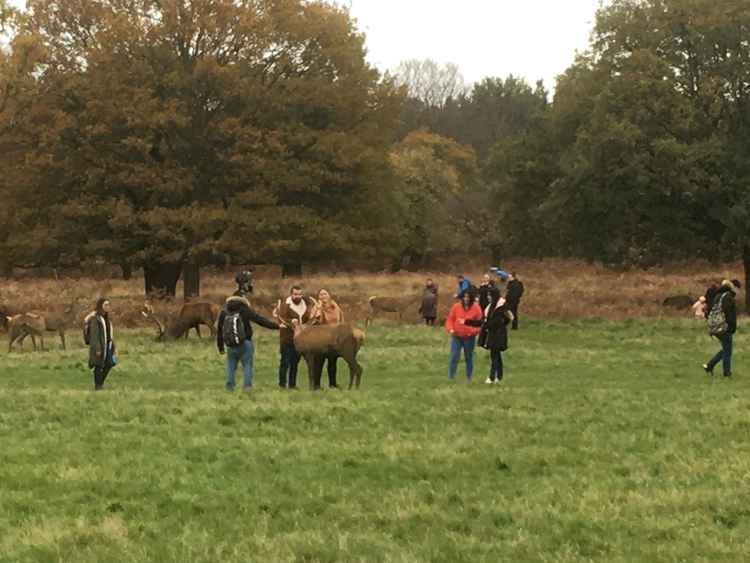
[466,293,513,384]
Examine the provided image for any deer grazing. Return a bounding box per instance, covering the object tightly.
[365,295,420,328]
[287,299,365,390]
[142,302,220,341]
[7,300,83,352]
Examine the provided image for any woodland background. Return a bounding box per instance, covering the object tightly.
[1,0,750,302]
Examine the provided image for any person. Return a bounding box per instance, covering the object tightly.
[703,282,720,319]
[419,278,439,326]
[86,298,116,391]
[478,273,500,312]
[313,288,345,388]
[505,272,525,330]
[234,270,253,297]
[456,274,471,299]
[217,295,279,391]
[703,279,741,378]
[444,290,483,382]
[274,286,316,389]
[466,293,513,384]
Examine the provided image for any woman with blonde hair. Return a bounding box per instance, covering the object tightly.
[314,288,344,388]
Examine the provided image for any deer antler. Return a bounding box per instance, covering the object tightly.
[141,303,165,336]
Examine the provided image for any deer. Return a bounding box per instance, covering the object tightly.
[7,300,83,352]
[141,302,220,341]
[365,295,420,328]
[285,299,366,390]
[179,302,221,338]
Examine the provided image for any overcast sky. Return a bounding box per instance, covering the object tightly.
[7,0,605,89]
[340,0,606,89]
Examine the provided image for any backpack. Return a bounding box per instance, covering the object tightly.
[707,293,728,336]
[222,312,247,347]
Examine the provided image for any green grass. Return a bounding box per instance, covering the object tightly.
[1,319,749,562]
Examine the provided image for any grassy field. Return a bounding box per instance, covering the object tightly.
[1,318,749,562]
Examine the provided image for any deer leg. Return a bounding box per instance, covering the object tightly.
[60,329,66,351]
[196,324,202,339]
[311,354,324,391]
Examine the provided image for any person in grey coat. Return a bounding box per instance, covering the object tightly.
[85,298,116,391]
[419,278,439,326]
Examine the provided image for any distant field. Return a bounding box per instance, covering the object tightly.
[1,319,749,562]
[0,259,746,335]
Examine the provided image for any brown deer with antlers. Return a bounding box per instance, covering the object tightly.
[141,302,220,341]
[284,299,366,390]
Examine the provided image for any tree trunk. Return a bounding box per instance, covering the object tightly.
[144,262,183,298]
[490,245,503,265]
[281,262,302,278]
[0,260,12,279]
[121,262,133,281]
[183,262,201,300]
[743,243,750,314]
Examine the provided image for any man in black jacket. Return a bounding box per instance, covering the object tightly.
[217,296,279,390]
[505,272,525,330]
[703,279,741,377]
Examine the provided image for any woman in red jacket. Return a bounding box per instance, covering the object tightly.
[445,290,483,382]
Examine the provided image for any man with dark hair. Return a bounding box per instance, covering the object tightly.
[274,286,315,389]
[506,272,525,330]
[703,279,741,378]
[217,295,279,391]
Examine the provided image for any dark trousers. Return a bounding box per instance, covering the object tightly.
[510,304,519,330]
[707,333,733,376]
[93,364,112,390]
[279,343,301,388]
[489,349,504,382]
[319,351,338,387]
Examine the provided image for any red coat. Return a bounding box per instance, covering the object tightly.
[444,302,483,338]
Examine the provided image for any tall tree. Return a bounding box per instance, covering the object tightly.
[389,129,478,267]
[392,59,468,110]
[5,0,401,294]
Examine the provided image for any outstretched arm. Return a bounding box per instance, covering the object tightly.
[248,309,280,330]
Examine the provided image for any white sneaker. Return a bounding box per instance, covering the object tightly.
[494,379,501,384]
[485,377,493,384]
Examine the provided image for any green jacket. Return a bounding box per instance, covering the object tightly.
[88,313,114,368]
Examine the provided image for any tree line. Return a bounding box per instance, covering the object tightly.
[2,0,750,301]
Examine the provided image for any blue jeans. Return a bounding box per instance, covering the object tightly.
[226,340,254,390]
[279,342,301,388]
[449,336,476,380]
[707,333,733,376]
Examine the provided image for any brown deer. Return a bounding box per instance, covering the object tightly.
[7,300,82,352]
[180,302,221,338]
[141,302,219,341]
[288,301,365,390]
[365,295,420,328]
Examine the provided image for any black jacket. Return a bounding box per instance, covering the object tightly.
[467,301,512,351]
[713,287,737,334]
[217,296,279,353]
[506,280,524,307]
